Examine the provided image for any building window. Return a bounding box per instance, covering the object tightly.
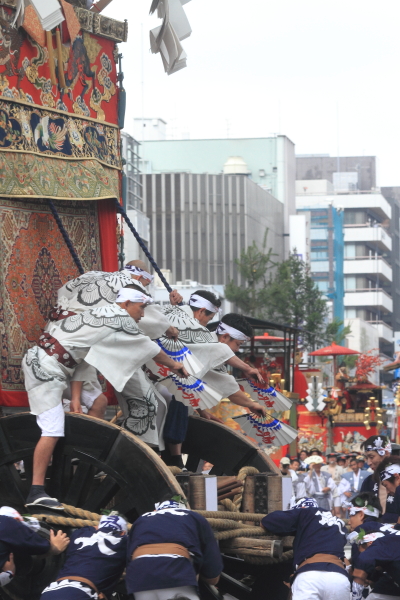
[310,228,328,240]
[345,309,357,319]
[311,251,328,259]
[311,261,330,272]
[316,281,329,292]
[344,210,367,225]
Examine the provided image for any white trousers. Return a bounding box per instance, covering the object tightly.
[292,571,351,600]
[134,586,199,600]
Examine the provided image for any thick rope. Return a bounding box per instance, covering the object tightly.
[195,511,266,521]
[207,519,246,531]
[167,466,183,476]
[33,514,99,528]
[232,466,259,509]
[62,505,103,521]
[214,527,267,541]
[47,200,84,275]
[115,200,172,292]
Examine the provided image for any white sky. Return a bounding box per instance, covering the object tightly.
[104,0,400,186]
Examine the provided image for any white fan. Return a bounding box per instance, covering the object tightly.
[238,379,292,411]
[233,413,298,448]
[146,338,203,380]
[162,374,222,410]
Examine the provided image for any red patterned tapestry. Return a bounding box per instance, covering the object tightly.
[0,198,102,405]
[0,13,119,124]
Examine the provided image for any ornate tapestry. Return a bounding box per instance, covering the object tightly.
[0,152,119,200]
[0,197,102,392]
[0,99,120,168]
[0,13,119,124]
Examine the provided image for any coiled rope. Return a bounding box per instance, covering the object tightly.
[47,200,84,275]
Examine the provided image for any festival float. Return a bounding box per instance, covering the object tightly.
[0,2,298,599]
[295,345,387,455]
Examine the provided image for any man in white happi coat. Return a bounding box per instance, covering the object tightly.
[23,287,188,511]
[322,453,344,516]
[47,261,182,447]
[304,455,337,511]
[337,456,370,507]
[160,293,267,467]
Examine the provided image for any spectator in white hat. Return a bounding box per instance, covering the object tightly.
[304,456,336,511]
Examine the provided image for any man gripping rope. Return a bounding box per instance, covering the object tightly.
[40,515,128,600]
[261,497,350,600]
[0,506,68,589]
[126,495,223,600]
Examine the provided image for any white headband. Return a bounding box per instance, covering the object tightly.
[0,506,22,521]
[366,437,391,456]
[216,322,250,341]
[342,499,380,518]
[380,463,400,482]
[189,293,219,314]
[357,531,385,545]
[124,264,154,283]
[116,288,154,304]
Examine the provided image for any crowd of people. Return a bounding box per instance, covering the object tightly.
[279,447,373,516]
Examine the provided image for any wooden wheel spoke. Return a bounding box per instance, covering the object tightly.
[62,462,96,507]
[81,475,120,512]
[0,464,27,512]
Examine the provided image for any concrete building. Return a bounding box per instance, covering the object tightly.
[295,177,394,361]
[133,118,167,142]
[121,132,150,262]
[138,135,296,241]
[296,154,398,362]
[290,199,344,323]
[296,155,377,192]
[381,186,400,344]
[142,172,284,286]
[122,132,142,210]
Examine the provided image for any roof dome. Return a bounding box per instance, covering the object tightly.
[223,156,250,175]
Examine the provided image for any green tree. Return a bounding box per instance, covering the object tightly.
[262,253,328,348]
[324,317,352,345]
[225,230,277,317]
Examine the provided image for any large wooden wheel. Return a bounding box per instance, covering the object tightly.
[0,412,183,518]
[0,413,184,600]
[182,416,280,475]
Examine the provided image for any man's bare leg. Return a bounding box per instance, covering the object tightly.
[88,393,108,419]
[26,436,64,509]
[32,436,59,485]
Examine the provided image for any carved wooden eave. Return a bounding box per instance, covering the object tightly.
[0,0,128,43]
[73,6,128,43]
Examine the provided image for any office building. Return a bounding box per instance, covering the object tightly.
[296,156,394,361]
[121,132,150,262]
[138,135,296,242]
[290,194,344,323]
[142,172,284,286]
